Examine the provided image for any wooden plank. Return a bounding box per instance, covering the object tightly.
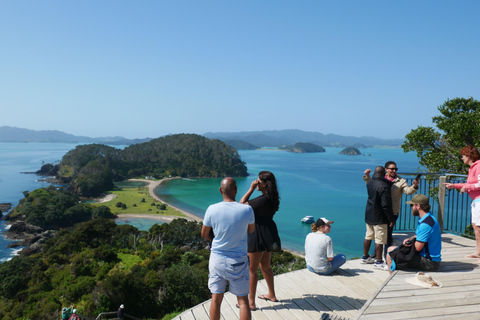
[191,305,210,320]
[178,310,195,320]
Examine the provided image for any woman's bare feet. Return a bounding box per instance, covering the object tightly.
[258,294,278,302]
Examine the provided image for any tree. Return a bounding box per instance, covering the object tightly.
[402,97,480,174]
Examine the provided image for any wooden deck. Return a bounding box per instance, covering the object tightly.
[355,233,480,319]
[174,258,390,320]
[174,233,480,320]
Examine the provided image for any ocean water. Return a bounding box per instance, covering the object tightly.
[0,143,422,262]
[0,142,83,262]
[0,142,128,262]
[156,148,423,258]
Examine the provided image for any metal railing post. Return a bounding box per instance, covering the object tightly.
[438,176,446,233]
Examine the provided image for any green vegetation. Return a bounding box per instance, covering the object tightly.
[402,97,480,174]
[93,187,184,216]
[9,186,115,229]
[0,218,305,320]
[280,142,326,153]
[339,146,361,155]
[51,134,248,197]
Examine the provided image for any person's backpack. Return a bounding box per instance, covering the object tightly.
[69,315,80,320]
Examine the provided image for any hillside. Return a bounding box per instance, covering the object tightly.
[203,129,403,147]
[0,126,152,144]
[51,134,247,197]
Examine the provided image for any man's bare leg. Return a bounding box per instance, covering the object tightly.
[237,295,251,320]
[210,293,224,320]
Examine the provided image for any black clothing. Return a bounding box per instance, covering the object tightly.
[247,194,281,252]
[365,175,394,225]
[389,243,440,272]
[389,243,417,270]
[117,308,124,320]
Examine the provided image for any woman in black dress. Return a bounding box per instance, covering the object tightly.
[240,171,281,310]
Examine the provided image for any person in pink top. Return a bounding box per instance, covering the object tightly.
[444,145,480,258]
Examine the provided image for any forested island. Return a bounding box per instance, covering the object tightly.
[280,142,326,153]
[37,134,247,197]
[339,147,361,155]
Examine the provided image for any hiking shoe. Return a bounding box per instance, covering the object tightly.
[361,255,376,264]
[374,261,389,271]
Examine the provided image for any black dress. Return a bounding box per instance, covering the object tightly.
[248,194,281,252]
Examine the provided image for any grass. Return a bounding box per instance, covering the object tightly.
[91,186,185,217]
[117,253,142,270]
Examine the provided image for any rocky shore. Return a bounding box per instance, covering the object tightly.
[2,220,56,255]
[0,203,12,217]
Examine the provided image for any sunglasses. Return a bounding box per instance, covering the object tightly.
[387,167,398,171]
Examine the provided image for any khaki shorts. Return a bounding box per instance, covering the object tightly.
[365,223,388,244]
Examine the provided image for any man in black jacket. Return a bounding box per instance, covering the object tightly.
[362,166,395,270]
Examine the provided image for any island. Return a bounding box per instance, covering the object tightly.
[280,142,326,153]
[339,146,361,155]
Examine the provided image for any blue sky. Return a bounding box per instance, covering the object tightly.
[1,1,479,139]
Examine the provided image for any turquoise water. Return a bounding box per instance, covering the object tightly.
[115,217,164,230]
[0,143,422,261]
[156,148,422,258]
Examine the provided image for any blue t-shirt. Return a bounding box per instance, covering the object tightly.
[203,201,255,258]
[416,212,442,262]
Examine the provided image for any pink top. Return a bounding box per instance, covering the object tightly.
[453,160,480,201]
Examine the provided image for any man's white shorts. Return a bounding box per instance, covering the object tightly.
[365,223,388,244]
[472,200,480,226]
[208,253,249,296]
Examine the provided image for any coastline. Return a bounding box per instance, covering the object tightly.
[126,178,305,258]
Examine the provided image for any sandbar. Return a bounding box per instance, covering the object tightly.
[128,178,203,222]
[119,178,305,257]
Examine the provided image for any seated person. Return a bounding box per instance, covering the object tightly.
[386,194,441,274]
[305,217,346,275]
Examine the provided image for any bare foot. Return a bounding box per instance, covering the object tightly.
[258,294,278,302]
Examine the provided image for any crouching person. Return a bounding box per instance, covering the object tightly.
[305,218,346,275]
[386,194,441,274]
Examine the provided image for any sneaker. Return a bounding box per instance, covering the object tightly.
[374,261,389,271]
[361,255,376,264]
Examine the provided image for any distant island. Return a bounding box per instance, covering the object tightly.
[0,126,403,148]
[340,147,361,155]
[280,142,326,153]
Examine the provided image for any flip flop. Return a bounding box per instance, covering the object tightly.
[465,253,480,258]
[258,294,278,302]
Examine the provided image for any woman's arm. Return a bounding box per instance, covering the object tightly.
[239,180,258,204]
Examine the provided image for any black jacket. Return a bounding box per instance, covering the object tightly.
[365,175,394,225]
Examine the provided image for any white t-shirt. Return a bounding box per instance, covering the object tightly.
[305,232,334,273]
[203,201,255,258]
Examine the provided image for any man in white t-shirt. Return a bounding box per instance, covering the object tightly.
[202,177,255,320]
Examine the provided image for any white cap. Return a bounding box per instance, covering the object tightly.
[120,304,125,308]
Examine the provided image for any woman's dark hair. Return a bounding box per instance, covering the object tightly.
[258,171,280,212]
[460,145,480,162]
